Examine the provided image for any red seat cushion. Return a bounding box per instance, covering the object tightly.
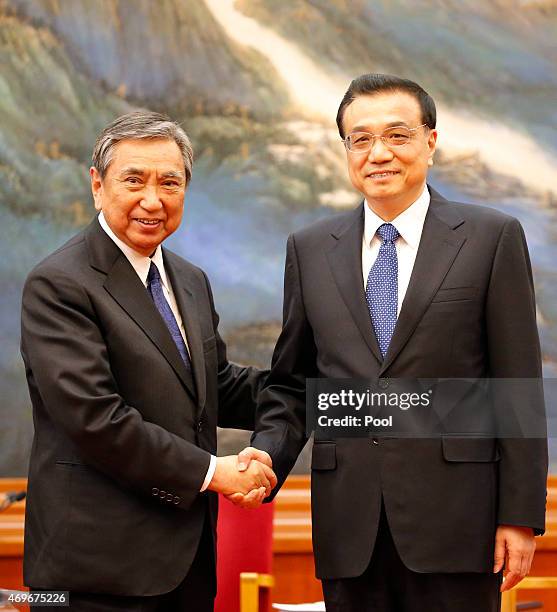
[215,495,275,612]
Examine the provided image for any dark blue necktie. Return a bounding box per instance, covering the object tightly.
[365,223,400,357]
[147,261,191,370]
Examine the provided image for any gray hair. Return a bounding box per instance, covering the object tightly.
[92,111,193,184]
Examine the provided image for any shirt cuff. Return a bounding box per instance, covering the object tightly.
[200,454,217,492]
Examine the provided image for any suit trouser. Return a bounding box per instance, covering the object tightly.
[30,517,215,612]
[322,502,502,612]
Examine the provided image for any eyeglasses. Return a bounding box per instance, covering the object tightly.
[343,124,428,153]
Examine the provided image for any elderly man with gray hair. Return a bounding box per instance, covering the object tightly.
[20,111,275,611]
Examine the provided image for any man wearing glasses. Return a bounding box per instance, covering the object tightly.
[246,74,547,610]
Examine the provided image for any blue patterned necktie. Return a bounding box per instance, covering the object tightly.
[365,223,400,357]
[147,261,192,370]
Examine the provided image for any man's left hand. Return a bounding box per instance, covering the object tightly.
[494,525,536,592]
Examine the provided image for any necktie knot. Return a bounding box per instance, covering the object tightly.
[147,261,161,285]
[377,223,399,244]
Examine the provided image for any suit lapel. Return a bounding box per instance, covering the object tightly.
[86,218,197,398]
[379,189,466,374]
[326,205,382,364]
[164,251,207,412]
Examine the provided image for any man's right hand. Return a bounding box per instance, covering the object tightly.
[223,447,276,508]
[207,455,277,497]
[236,446,273,472]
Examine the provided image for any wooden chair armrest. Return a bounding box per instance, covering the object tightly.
[240,572,275,612]
[501,577,557,612]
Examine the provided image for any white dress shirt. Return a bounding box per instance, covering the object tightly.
[98,212,216,491]
[362,186,430,314]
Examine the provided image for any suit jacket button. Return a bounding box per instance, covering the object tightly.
[372,438,379,445]
[152,487,159,496]
[173,496,181,504]
[159,490,166,498]
[197,420,203,433]
[166,493,173,502]
[378,378,389,389]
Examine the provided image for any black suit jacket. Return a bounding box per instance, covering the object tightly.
[20,217,264,595]
[252,187,548,579]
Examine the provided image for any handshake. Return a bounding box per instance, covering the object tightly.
[207,447,277,509]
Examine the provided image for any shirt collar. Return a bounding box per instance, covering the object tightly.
[363,185,430,249]
[98,211,168,288]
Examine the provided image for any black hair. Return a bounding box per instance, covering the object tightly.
[336,73,436,138]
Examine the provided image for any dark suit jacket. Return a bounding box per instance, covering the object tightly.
[20,217,264,595]
[252,187,548,579]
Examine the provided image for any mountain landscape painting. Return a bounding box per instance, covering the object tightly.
[1,0,556,475]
